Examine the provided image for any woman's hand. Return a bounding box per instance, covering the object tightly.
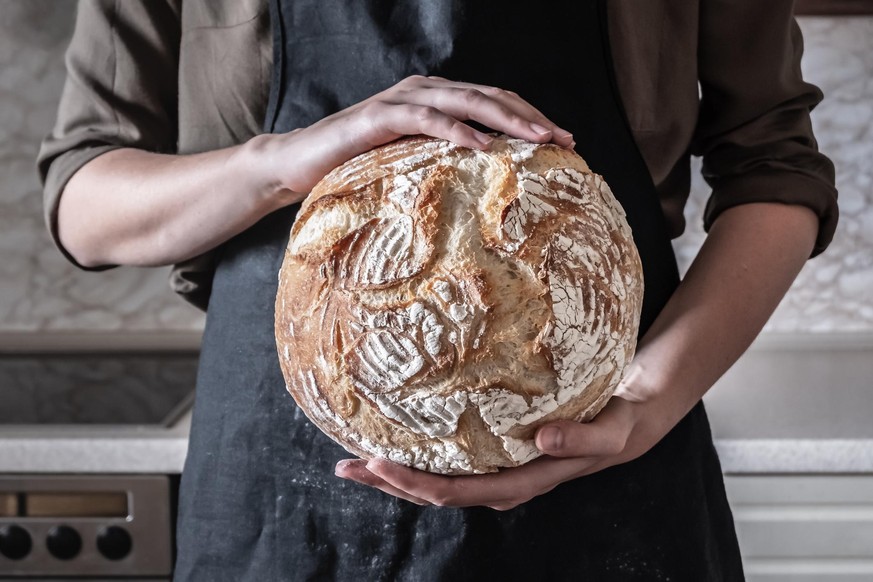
[259,75,575,198]
[334,383,689,510]
[60,75,570,268]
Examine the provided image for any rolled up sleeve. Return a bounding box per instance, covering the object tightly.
[36,0,181,269]
[692,0,838,256]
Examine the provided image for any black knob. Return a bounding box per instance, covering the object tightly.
[46,525,81,560]
[96,525,132,560]
[0,524,32,560]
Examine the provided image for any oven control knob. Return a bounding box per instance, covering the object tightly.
[46,525,82,560]
[97,525,132,560]
[0,525,32,560]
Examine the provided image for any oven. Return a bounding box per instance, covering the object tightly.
[0,348,197,579]
[0,475,173,578]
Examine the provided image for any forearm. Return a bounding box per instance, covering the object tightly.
[58,134,298,268]
[616,202,819,433]
[57,76,575,269]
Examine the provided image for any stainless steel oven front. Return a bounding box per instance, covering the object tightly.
[0,475,173,579]
[0,348,196,579]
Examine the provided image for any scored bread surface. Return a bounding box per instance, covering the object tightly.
[275,135,643,475]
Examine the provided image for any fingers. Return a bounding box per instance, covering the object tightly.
[335,459,431,506]
[364,458,467,507]
[352,75,575,151]
[416,77,575,147]
[535,397,636,458]
[359,101,495,151]
[367,459,523,510]
[365,456,593,511]
[392,85,573,147]
[336,451,605,510]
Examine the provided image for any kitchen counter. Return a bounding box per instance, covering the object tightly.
[0,345,197,474]
[0,411,191,474]
[704,332,873,474]
[2,425,871,476]
[1,333,871,475]
[1,427,870,475]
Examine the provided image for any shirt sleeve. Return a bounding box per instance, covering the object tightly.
[36,0,181,270]
[691,0,838,256]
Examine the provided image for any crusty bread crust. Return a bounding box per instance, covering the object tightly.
[275,135,643,474]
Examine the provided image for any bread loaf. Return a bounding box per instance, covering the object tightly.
[275,135,643,475]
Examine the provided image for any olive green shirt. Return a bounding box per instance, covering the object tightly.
[38,0,838,310]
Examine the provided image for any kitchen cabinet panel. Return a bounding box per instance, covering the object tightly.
[725,476,873,581]
[744,560,873,582]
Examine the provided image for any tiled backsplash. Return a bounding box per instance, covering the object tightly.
[0,0,205,333]
[1,4,870,334]
[674,17,873,332]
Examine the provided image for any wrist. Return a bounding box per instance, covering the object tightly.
[618,347,710,430]
[613,358,661,404]
[237,132,306,212]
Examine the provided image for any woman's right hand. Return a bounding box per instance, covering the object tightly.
[59,76,573,268]
[256,75,575,201]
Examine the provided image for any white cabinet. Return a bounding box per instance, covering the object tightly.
[724,475,873,582]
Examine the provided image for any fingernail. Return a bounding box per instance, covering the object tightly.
[539,427,563,451]
[474,132,494,148]
[568,140,576,150]
[553,128,573,140]
[530,122,551,135]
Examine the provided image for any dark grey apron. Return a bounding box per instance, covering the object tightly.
[175,1,745,580]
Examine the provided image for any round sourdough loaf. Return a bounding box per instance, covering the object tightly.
[275,135,643,475]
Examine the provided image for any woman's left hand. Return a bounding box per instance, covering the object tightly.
[335,202,822,510]
[334,387,688,510]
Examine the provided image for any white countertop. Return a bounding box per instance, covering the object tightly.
[704,332,873,474]
[1,333,871,475]
[1,435,871,475]
[0,412,191,474]
[1,418,871,475]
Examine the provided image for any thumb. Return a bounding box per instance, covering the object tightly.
[535,400,634,458]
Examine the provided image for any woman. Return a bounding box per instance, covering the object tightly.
[39,1,837,580]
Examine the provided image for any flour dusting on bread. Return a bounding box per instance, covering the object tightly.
[275,135,643,474]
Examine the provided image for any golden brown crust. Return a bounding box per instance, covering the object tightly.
[275,135,643,475]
